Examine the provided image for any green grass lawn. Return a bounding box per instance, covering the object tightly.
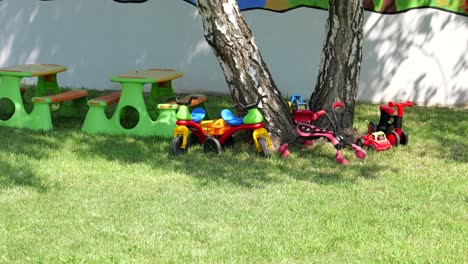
[0,95,467,263]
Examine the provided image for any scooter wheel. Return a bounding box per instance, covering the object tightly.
[400,131,409,145]
[387,131,400,146]
[170,136,188,155]
[203,137,222,154]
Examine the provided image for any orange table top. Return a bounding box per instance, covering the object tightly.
[0,64,67,77]
[111,68,183,83]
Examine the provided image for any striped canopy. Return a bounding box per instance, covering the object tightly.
[5,0,467,16]
[182,0,468,16]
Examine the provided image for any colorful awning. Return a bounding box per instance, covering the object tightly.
[183,0,468,16]
[6,0,466,16]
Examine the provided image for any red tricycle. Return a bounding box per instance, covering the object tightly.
[367,101,413,146]
[279,101,367,165]
[170,95,272,157]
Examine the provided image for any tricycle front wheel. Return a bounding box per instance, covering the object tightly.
[170,136,188,155]
[257,136,270,158]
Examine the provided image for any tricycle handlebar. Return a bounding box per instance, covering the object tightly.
[174,95,200,106]
[232,95,267,111]
[388,101,413,117]
[388,101,413,108]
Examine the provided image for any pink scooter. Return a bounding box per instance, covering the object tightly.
[279,102,367,165]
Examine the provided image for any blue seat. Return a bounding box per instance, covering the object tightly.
[191,107,206,123]
[221,109,243,126]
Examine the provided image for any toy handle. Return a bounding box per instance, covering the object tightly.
[312,110,327,120]
[388,100,413,117]
[388,101,413,107]
[233,95,267,111]
[174,95,198,106]
[332,101,344,108]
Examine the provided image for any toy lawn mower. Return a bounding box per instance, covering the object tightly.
[367,101,413,146]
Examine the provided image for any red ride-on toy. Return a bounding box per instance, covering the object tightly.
[357,131,392,151]
[279,102,367,165]
[367,101,413,146]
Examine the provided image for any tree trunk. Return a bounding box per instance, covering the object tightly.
[309,0,364,138]
[196,0,296,148]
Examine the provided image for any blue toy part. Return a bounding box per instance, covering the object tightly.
[221,109,243,126]
[191,107,206,123]
[289,94,309,110]
[289,94,304,104]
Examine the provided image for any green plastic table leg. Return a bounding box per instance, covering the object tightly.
[28,102,54,130]
[81,105,113,134]
[109,82,155,136]
[36,74,61,96]
[147,81,175,119]
[0,75,54,130]
[0,76,30,128]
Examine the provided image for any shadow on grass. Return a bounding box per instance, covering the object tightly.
[406,106,467,163]
[273,142,393,183]
[77,133,392,188]
[0,127,62,192]
[6,100,462,191]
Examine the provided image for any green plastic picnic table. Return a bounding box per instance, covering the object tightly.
[0,63,68,130]
[81,68,183,137]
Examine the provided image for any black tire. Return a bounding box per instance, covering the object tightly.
[203,137,222,154]
[170,136,188,155]
[258,137,270,158]
[387,131,400,146]
[368,144,376,151]
[368,121,377,134]
[400,131,409,145]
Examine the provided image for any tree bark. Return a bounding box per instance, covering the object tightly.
[309,0,364,137]
[196,0,296,148]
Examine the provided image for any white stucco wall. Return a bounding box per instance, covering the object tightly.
[0,0,467,107]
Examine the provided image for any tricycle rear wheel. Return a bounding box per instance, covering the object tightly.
[203,137,222,154]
